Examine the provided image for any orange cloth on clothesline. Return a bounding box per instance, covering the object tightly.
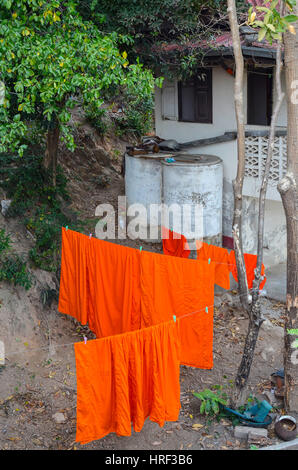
[58,228,90,326]
[228,250,266,290]
[196,241,230,290]
[58,228,142,338]
[59,228,215,369]
[140,250,215,369]
[86,236,141,338]
[74,320,181,445]
[162,227,190,259]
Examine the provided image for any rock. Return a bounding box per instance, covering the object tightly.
[220,292,241,307]
[234,425,268,440]
[1,199,12,216]
[261,319,284,338]
[52,412,66,424]
[152,441,162,446]
[214,296,223,308]
[248,428,268,440]
[260,346,275,362]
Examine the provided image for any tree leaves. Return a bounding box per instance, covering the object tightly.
[248,1,298,44]
[0,0,155,156]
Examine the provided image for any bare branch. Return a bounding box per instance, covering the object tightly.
[227,0,250,312]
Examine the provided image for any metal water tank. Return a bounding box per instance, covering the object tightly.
[161,154,223,245]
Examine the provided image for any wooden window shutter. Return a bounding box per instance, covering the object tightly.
[195,69,212,123]
[178,69,212,123]
[161,81,178,120]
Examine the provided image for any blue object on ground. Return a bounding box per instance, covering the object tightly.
[271,368,284,379]
[222,400,273,428]
[243,400,272,423]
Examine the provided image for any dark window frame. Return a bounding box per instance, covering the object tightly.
[178,68,213,124]
[247,67,273,126]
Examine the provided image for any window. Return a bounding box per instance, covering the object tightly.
[247,68,273,126]
[178,69,212,123]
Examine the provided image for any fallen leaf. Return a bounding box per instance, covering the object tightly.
[35,408,45,413]
[192,423,203,429]
[220,419,231,425]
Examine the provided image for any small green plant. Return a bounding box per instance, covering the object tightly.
[0,228,11,254]
[193,387,228,417]
[288,329,298,349]
[0,254,33,290]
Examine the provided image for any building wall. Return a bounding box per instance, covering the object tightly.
[154,65,287,267]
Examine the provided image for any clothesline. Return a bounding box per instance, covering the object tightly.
[2,286,261,359]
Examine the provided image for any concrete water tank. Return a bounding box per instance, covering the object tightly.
[162,154,223,245]
[124,152,223,244]
[124,153,163,240]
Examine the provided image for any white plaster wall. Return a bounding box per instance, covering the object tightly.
[154,65,287,265]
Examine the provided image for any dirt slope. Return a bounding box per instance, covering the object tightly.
[0,130,288,451]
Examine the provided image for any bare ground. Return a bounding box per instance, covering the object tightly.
[0,141,289,451]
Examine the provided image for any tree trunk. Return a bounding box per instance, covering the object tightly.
[227,0,250,314]
[278,175,298,412]
[228,0,284,405]
[234,298,263,401]
[278,8,298,411]
[43,125,60,187]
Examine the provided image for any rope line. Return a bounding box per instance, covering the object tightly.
[2,287,266,359]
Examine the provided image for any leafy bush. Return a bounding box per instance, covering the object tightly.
[0,151,83,273]
[26,204,84,272]
[0,254,33,290]
[115,92,154,137]
[0,228,11,254]
[193,387,228,417]
[0,152,69,218]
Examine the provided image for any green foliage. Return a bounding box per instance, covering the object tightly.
[248,0,298,44]
[0,0,156,157]
[193,387,228,417]
[0,227,32,290]
[79,0,249,77]
[0,151,83,272]
[0,228,11,254]
[26,203,84,271]
[115,91,154,137]
[0,253,33,290]
[288,329,298,335]
[0,152,68,217]
[288,329,298,349]
[85,108,109,136]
